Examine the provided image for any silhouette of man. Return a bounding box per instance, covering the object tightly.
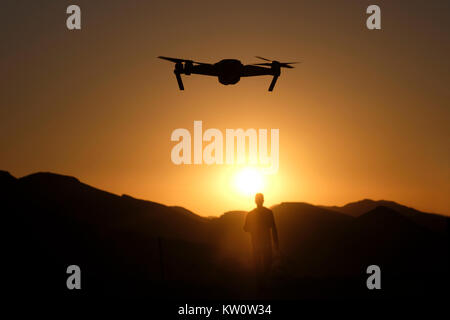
[244,193,279,275]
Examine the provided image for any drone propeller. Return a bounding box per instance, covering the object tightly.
[252,62,297,69]
[158,56,208,65]
[253,56,299,68]
[255,56,273,62]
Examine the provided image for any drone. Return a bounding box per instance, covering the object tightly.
[158,56,298,91]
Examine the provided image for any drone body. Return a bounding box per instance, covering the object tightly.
[158,56,298,91]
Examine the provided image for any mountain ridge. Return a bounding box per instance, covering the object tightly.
[2,169,448,298]
[2,170,446,222]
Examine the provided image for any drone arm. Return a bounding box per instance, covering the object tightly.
[268,75,279,91]
[242,65,272,77]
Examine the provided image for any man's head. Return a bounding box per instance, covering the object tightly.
[255,193,264,208]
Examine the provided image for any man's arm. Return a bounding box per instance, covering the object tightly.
[270,211,279,251]
[243,213,250,232]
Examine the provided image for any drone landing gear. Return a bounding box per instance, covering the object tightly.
[268,75,279,91]
[174,70,184,90]
[174,62,184,90]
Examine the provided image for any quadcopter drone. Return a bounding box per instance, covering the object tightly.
[158,56,298,91]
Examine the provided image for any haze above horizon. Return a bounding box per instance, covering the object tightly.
[1,0,449,216]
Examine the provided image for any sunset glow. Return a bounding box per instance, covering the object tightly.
[234,167,265,196]
[0,1,449,217]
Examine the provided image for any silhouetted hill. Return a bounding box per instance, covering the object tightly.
[2,170,448,299]
[322,199,447,233]
[356,205,420,229]
[268,203,352,276]
[0,170,16,183]
[5,171,218,298]
[170,205,210,222]
[347,206,448,279]
[17,172,211,242]
[0,170,17,194]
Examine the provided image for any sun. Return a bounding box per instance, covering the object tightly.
[234,167,265,196]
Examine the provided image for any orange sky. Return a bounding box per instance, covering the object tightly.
[1,0,449,216]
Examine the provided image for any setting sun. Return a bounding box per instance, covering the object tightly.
[234,167,265,196]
